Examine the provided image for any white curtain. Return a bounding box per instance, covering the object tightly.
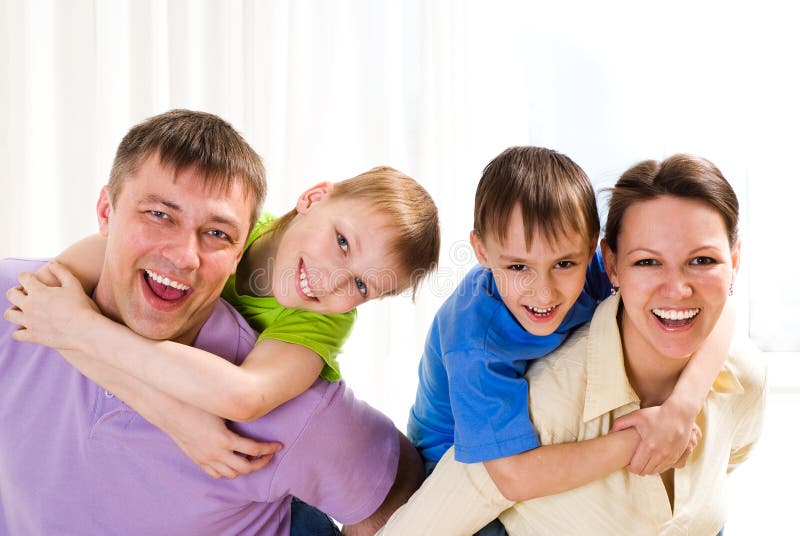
[1,2,798,530]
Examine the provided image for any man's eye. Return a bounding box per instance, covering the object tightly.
[690,256,717,266]
[337,233,349,253]
[149,210,168,219]
[208,229,231,241]
[508,264,527,271]
[355,278,367,298]
[634,259,660,266]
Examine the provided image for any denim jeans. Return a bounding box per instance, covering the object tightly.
[290,497,341,536]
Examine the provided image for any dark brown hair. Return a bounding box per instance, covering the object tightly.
[604,154,739,252]
[473,146,599,248]
[108,109,266,230]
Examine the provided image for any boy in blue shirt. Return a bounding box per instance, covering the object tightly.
[407,147,730,531]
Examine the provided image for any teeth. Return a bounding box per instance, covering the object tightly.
[145,269,189,291]
[299,266,315,298]
[526,305,556,316]
[652,308,700,321]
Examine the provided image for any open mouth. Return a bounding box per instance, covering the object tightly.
[524,304,559,321]
[143,269,192,301]
[297,260,318,301]
[651,307,700,328]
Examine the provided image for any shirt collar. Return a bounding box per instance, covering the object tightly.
[582,294,744,423]
[583,294,639,423]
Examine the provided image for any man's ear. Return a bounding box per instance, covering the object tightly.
[600,239,619,287]
[96,186,113,237]
[296,181,334,214]
[470,231,491,268]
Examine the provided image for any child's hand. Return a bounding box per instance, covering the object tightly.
[611,399,695,475]
[5,262,99,350]
[164,403,282,479]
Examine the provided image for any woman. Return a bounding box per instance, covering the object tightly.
[379,154,765,535]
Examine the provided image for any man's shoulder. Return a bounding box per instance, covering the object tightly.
[0,258,49,285]
[193,299,258,365]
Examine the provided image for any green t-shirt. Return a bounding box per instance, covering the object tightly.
[221,213,356,381]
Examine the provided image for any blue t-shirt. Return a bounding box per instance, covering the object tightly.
[407,250,611,464]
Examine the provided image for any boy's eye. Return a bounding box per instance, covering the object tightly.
[508,264,527,271]
[355,277,368,298]
[689,256,717,266]
[337,233,349,253]
[554,260,576,269]
[634,258,660,266]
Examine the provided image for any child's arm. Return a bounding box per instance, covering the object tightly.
[15,262,324,422]
[611,300,735,475]
[483,428,640,502]
[34,233,107,294]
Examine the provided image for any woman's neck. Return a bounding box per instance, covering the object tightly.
[235,229,281,297]
[618,308,689,407]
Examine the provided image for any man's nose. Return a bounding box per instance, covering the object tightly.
[162,234,201,272]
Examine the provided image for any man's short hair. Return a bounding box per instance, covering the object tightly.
[108,109,267,231]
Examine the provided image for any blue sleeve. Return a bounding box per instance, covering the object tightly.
[584,247,612,301]
[444,350,540,463]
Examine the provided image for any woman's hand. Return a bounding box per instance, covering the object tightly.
[4,261,100,351]
[611,398,698,475]
[163,402,282,479]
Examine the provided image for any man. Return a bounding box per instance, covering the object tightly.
[0,109,422,535]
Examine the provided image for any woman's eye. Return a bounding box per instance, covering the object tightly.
[508,264,527,271]
[634,258,660,266]
[355,278,367,298]
[337,233,349,253]
[690,256,717,266]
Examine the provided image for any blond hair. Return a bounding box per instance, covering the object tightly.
[272,166,440,297]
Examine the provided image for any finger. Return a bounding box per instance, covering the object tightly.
[611,413,637,433]
[18,272,46,293]
[4,306,23,325]
[208,460,237,480]
[627,447,648,475]
[47,261,84,291]
[230,436,282,458]
[6,286,26,308]
[200,464,222,480]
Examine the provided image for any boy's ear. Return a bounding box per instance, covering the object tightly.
[599,239,619,287]
[296,181,335,214]
[470,231,491,268]
[96,186,113,237]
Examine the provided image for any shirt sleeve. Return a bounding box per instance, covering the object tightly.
[378,447,513,536]
[269,381,400,524]
[445,350,540,463]
[259,308,355,381]
[728,357,767,472]
[584,247,612,302]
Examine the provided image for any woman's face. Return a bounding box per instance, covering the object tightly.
[602,195,740,362]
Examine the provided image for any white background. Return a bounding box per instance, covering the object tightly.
[1,1,797,532]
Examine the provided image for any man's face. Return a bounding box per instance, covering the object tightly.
[94,154,252,344]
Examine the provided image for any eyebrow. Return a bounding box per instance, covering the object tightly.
[498,251,584,263]
[625,244,724,256]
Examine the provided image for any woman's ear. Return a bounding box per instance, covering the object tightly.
[730,239,742,284]
[296,182,334,214]
[600,239,619,287]
[470,231,491,268]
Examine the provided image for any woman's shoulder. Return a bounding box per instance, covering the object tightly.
[726,338,768,397]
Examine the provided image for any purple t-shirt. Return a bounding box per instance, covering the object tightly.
[0,258,399,536]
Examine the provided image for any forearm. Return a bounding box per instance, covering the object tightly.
[484,428,639,502]
[71,313,275,420]
[670,299,734,416]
